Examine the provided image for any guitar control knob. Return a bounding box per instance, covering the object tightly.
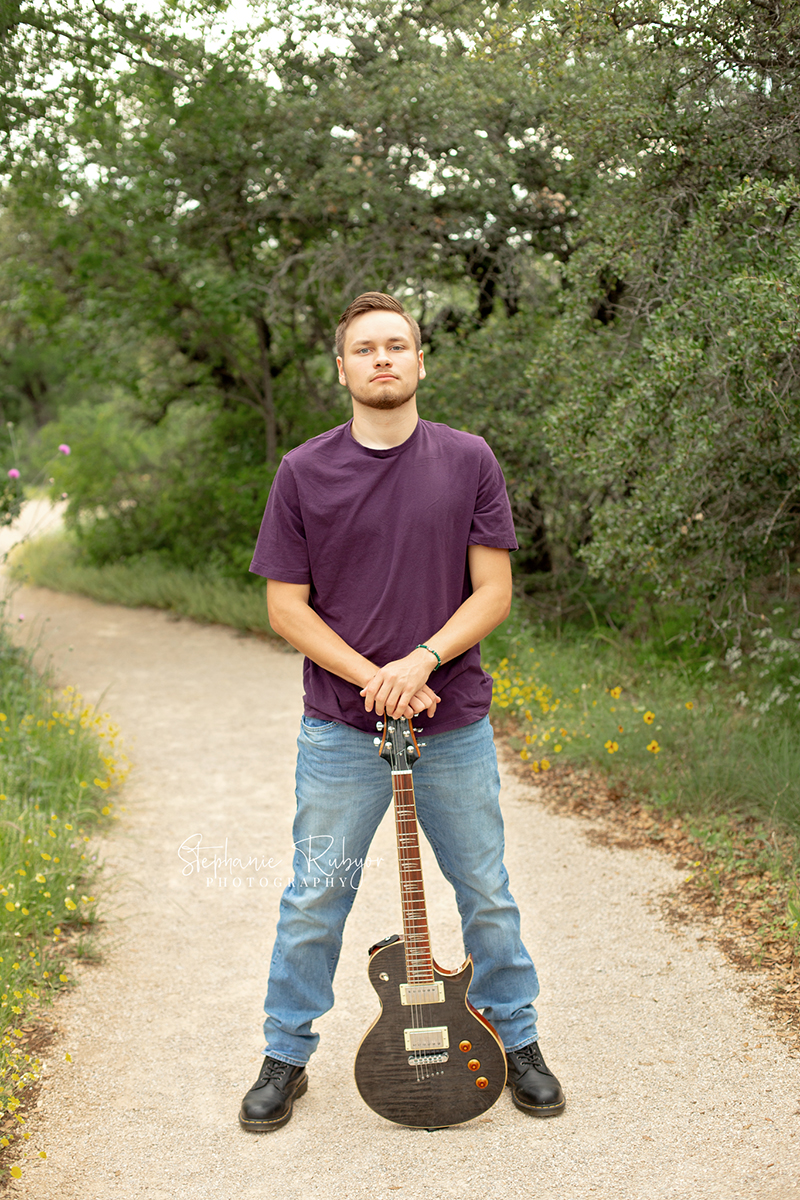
[459,1041,472,1053]
[476,1077,489,1089]
[468,1059,480,1071]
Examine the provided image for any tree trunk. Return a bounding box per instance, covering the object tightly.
[255,313,277,466]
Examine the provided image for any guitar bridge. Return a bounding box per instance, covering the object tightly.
[400,981,445,1006]
[404,1026,449,1052]
[408,1052,449,1065]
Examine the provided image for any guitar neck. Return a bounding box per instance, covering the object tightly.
[392,770,434,984]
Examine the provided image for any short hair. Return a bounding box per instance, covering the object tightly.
[335,292,422,357]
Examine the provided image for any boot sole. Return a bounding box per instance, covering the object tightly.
[508,1083,566,1117]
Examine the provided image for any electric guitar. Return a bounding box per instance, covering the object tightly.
[353,716,507,1128]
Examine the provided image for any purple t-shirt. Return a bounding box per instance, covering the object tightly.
[250,419,517,735]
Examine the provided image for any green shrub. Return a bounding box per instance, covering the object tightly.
[0,623,129,1126]
[10,533,276,636]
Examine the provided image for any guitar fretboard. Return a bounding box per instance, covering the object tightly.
[392,772,434,984]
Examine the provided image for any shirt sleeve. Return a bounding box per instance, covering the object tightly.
[249,457,312,583]
[468,440,519,550]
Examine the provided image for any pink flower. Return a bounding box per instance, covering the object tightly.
[7,468,19,479]
[58,444,71,455]
[17,614,24,622]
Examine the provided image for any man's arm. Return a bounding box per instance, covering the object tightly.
[359,544,513,717]
[266,580,442,717]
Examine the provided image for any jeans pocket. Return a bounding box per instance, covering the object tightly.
[300,715,339,733]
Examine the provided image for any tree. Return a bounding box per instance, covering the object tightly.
[2,1,580,573]
[519,0,800,628]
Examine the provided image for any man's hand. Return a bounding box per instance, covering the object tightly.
[360,648,442,718]
[267,545,512,724]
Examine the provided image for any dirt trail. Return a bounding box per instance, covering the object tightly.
[1,519,799,1198]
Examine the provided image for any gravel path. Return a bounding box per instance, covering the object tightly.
[2,542,799,1196]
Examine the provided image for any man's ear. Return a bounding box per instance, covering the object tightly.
[418,349,426,379]
[336,355,346,385]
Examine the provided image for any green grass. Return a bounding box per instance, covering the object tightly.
[0,616,129,1145]
[483,613,800,839]
[482,611,800,957]
[9,533,276,636]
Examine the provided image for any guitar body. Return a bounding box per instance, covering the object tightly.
[354,938,507,1128]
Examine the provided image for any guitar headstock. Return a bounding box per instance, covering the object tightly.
[374,717,423,772]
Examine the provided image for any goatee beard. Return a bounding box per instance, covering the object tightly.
[345,374,418,411]
[362,389,413,410]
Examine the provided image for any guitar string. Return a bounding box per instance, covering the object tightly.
[395,745,459,1083]
[399,801,425,1082]
[395,777,435,1083]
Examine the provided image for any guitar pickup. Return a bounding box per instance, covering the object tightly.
[404,1026,449,1052]
[400,981,445,1006]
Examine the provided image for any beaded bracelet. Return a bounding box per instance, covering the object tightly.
[416,643,442,671]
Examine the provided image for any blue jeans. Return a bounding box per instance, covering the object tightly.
[262,714,539,1065]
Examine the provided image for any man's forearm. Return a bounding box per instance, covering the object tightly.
[360,545,512,716]
[268,585,376,688]
[266,580,440,717]
[420,581,512,667]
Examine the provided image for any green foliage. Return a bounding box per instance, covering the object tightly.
[0,478,22,531]
[541,176,800,622]
[515,0,800,627]
[10,533,276,635]
[44,401,279,576]
[0,618,129,1122]
[1,0,586,575]
[420,306,570,574]
[485,607,800,838]
[3,0,800,624]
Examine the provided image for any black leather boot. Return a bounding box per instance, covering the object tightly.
[506,1042,566,1117]
[238,1056,309,1131]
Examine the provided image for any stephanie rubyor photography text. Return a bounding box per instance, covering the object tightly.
[177,832,385,890]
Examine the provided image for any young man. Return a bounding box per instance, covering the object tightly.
[240,292,565,1130]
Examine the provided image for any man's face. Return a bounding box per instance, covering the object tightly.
[337,309,425,410]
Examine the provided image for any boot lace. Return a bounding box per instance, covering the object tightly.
[254,1056,294,1089]
[513,1043,551,1075]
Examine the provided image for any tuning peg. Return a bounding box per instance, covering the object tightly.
[413,726,423,733]
[375,721,384,731]
[373,737,381,746]
[419,742,426,748]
